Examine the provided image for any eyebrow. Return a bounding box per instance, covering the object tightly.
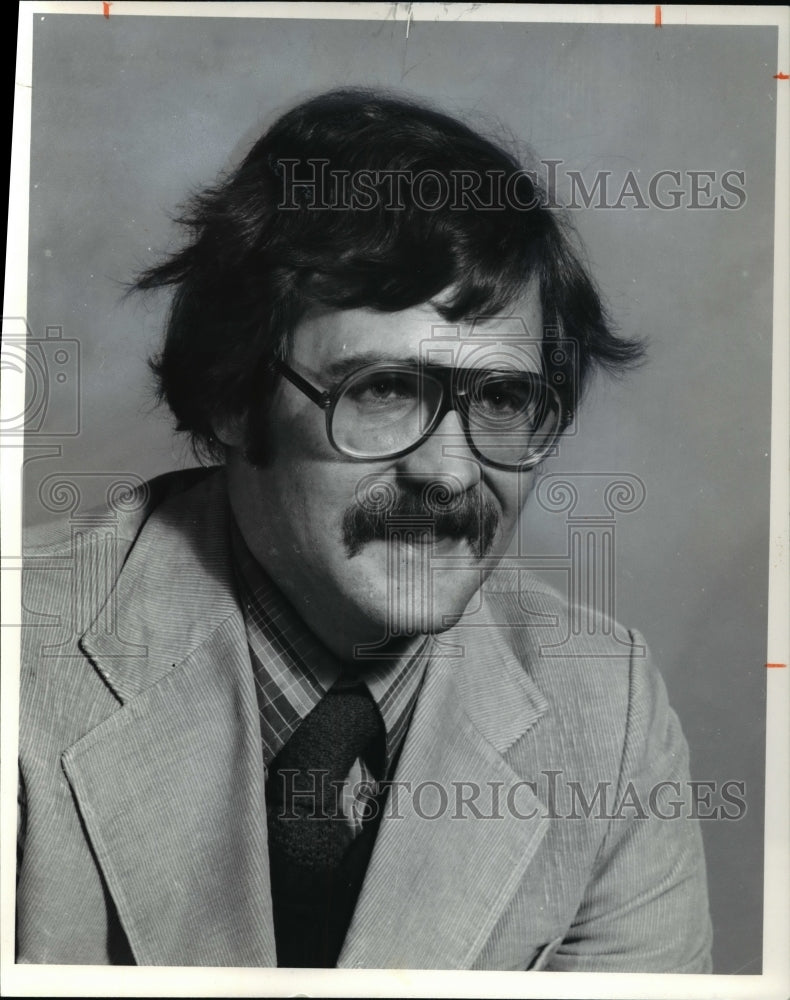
[320,353,544,383]
[321,353,424,381]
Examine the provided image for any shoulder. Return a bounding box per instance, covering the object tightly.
[23,466,223,558]
[20,466,227,667]
[477,568,676,772]
[18,466,230,745]
[479,567,641,694]
[22,466,222,626]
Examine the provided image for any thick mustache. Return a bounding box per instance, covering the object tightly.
[342,480,499,559]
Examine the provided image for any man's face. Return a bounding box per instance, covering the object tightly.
[218,285,545,663]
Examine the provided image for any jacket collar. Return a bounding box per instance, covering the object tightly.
[67,469,549,968]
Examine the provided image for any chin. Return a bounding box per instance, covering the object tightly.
[357,578,477,643]
[342,537,488,647]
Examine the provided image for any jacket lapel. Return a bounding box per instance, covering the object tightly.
[338,610,550,969]
[61,470,550,969]
[61,472,277,966]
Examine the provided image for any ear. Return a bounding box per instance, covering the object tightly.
[211,413,246,449]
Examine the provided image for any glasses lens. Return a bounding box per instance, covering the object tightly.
[331,367,443,459]
[465,372,561,468]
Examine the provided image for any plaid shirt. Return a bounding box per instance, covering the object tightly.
[230,519,431,781]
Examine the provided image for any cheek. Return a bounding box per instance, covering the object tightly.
[264,403,349,525]
[279,462,359,546]
[488,471,531,527]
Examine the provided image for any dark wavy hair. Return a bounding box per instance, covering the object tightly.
[136,87,644,463]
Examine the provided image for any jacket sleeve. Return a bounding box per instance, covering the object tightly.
[546,631,713,972]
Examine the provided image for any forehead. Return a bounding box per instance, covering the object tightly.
[291,283,544,376]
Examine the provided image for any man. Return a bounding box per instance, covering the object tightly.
[16,88,712,970]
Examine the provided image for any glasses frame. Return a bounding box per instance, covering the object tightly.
[271,357,566,471]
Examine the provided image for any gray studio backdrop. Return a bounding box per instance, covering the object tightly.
[22,14,775,975]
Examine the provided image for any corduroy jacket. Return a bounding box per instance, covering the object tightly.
[16,468,712,970]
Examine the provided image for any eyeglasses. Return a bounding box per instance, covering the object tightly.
[271,358,565,471]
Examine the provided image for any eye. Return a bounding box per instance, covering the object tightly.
[345,371,418,407]
[484,389,520,412]
[478,379,535,417]
[368,376,409,400]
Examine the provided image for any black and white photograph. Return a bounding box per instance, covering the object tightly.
[2,3,788,997]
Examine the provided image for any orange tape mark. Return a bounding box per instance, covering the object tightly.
[766,663,786,668]
[774,72,790,80]
[654,5,662,26]
[103,1,112,17]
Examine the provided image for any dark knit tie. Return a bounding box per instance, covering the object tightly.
[265,682,386,967]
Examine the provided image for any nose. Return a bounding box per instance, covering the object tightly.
[393,408,481,494]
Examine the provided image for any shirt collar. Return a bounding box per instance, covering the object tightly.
[229,517,431,773]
